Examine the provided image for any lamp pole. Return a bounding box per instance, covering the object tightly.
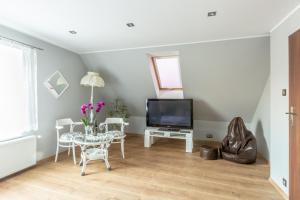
[90,85,94,104]
[90,85,94,123]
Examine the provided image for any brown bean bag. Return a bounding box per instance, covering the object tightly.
[221,117,257,164]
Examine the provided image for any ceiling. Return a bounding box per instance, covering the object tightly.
[0,0,298,53]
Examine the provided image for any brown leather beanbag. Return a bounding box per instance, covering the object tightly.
[221,117,257,164]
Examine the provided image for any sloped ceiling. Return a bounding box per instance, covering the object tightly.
[80,37,270,122]
[0,0,297,53]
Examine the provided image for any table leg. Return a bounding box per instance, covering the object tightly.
[81,146,87,176]
[104,150,111,171]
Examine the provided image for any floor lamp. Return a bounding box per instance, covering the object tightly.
[80,72,105,123]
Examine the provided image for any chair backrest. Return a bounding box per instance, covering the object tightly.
[104,118,125,124]
[56,118,74,126]
[101,118,128,132]
[56,118,74,134]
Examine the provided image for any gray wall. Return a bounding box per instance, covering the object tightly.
[270,8,300,195]
[80,37,270,123]
[0,25,88,160]
[250,78,270,160]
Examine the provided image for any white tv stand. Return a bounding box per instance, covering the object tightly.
[144,127,193,153]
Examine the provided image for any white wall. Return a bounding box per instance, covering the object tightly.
[0,25,88,160]
[270,7,300,195]
[250,78,270,160]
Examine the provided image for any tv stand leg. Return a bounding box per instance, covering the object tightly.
[186,133,193,153]
[150,136,157,145]
[144,130,151,148]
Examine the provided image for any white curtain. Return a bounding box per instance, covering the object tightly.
[22,45,38,132]
[0,38,38,140]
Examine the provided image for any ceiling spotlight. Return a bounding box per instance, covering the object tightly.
[126,23,135,28]
[69,30,77,34]
[208,11,217,17]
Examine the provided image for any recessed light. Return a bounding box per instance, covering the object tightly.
[126,23,135,28]
[208,11,217,17]
[69,30,77,34]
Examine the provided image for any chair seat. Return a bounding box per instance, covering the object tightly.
[59,132,81,142]
[107,131,126,139]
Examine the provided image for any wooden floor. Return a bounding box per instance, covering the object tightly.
[0,134,283,200]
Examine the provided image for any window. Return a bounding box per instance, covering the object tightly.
[151,56,183,90]
[0,40,38,141]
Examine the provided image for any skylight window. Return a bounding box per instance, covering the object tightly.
[151,56,182,90]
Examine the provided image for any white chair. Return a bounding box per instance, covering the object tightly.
[55,118,83,164]
[99,118,129,159]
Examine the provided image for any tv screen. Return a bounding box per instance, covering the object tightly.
[146,99,193,129]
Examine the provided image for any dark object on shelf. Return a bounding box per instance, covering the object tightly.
[200,145,219,160]
[221,117,257,164]
[158,127,180,132]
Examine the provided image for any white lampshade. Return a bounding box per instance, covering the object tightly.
[80,72,105,87]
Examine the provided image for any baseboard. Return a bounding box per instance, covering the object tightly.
[269,178,288,200]
[257,152,269,163]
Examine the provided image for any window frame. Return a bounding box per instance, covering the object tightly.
[151,56,183,91]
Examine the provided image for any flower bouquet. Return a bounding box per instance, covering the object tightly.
[81,101,105,135]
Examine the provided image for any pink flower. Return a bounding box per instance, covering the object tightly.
[97,101,105,106]
[81,103,88,115]
[81,101,105,115]
[81,106,86,115]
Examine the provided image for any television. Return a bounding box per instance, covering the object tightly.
[146,99,193,129]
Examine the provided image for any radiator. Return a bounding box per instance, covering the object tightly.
[0,135,36,179]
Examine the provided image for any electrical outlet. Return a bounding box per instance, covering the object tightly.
[282,178,287,187]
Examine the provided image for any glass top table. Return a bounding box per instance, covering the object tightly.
[74,133,114,146]
[73,133,115,176]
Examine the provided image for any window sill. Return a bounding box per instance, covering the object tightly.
[0,133,35,142]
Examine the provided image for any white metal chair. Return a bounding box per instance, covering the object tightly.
[99,118,129,159]
[55,118,83,164]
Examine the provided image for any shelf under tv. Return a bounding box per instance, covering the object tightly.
[144,127,193,153]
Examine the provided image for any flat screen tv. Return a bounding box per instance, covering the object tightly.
[146,99,193,129]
